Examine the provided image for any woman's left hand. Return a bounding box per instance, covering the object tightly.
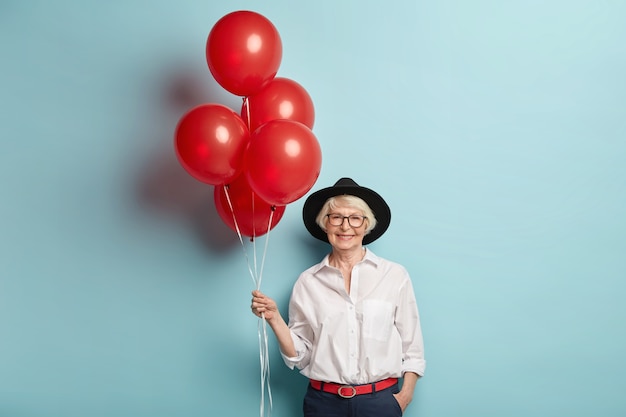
[393,390,412,413]
[393,372,419,413]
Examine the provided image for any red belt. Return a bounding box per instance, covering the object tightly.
[309,378,398,398]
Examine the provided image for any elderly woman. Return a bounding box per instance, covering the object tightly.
[251,177,426,417]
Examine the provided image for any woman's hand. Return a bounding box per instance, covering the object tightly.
[393,390,412,413]
[251,290,279,322]
[250,290,297,357]
[393,372,419,413]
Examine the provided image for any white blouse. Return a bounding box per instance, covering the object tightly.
[281,249,426,385]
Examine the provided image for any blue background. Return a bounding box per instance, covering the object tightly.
[1,1,625,416]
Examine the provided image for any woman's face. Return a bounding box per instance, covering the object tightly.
[325,204,367,252]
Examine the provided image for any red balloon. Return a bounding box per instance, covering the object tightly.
[206,11,282,97]
[242,77,315,132]
[174,104,249,185]
[214,174,286,238]
[244,120,322,205]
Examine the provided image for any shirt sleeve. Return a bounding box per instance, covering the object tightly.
[396,270,426,376]
[280,280,313,371]
[280,330,310,369]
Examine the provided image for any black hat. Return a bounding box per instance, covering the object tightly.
[302,177,391,245]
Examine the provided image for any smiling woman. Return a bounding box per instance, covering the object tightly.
[3,1,626,417]
[306,179,388,245]
[251,177,426,417]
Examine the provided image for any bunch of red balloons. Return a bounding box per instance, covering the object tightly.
[174,10,322,239]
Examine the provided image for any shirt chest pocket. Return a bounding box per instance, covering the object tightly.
[362,299,394,341]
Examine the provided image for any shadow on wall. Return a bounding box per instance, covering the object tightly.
[271,353,310,415]
[135,61,244,254]
[133,57,329,415]
[299,232,330,265]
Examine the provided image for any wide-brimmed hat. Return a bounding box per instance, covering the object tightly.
[302,177,391,245]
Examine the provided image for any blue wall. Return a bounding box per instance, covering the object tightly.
[1,1,625,416]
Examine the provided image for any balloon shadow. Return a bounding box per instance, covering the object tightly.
[299,231,330,264]
[134,60,243,253]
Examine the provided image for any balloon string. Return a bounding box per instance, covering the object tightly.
[244,96,251,131]
[223,185,256,286]
[223,184,274,417]
[246,89,274,416]
[259,312,273,416]
[257,207,275,291]
[257,205,275,417]
[251,188,258,281]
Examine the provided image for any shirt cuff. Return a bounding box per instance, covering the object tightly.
[280,351,303,370]
[280,331,309,370]
[402,358,426,377]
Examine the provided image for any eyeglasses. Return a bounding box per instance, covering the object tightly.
[326,214,367,228]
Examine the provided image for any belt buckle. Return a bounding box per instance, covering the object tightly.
[338,385,356,398]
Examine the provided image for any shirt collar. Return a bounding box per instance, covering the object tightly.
[312,247,381,274]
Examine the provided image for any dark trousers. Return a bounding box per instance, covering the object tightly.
[303,382,403,417]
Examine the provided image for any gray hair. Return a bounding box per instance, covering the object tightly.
[315,195,377,235]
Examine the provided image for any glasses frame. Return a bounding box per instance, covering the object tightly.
[325,213,367,228]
